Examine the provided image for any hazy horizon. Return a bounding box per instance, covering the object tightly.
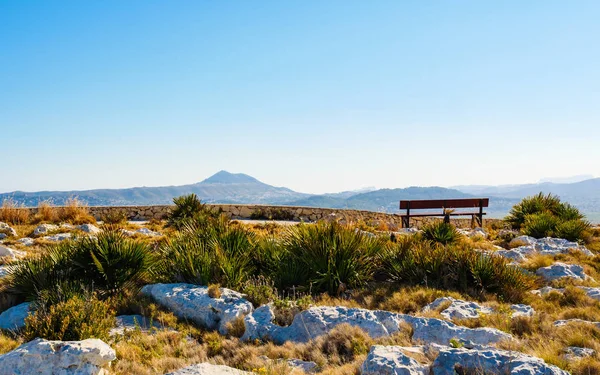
[0,170,597,196]
[2,1,600,194]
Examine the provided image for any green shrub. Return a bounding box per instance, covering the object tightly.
[522,212,560,238]
[555,219,591,242]
[421,221,461,245]
[6,231,155,300]
[100,209,128,224]
[380,239,536,301]
[159,217,256,289]
[505,193,589,242]
[505,193,562,229]
[24,294,115,341]
[167,193,216,229]
[249,207,295,221]
[281,222,385,295]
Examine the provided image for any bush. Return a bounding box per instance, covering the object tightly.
[159,217,256,289]
[250,208,295,221]
[0,198,29,225]
[421,221,461,245]
[58,197,96,224]
[33,200,58,223]
[522,212,559,238]
[24,294,115,341]
[100,209,128,224]
[6,231,155,300]
[167,193,216,229]
[505,193,590,241]
[380,239,536,301]
[281,222,385,295]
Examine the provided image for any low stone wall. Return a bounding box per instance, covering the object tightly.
[17,204,500,229]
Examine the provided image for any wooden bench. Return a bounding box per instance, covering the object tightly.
[399,198,489,228]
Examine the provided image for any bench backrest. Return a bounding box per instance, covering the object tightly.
[399,198,489,210]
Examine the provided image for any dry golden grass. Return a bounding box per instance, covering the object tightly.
[0,198,29,225]
[57,197,96,224]
[0,334,22,355]
[32,200,59,223]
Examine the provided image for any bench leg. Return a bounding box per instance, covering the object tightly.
[443,215,450,224]
[402,216,410,228]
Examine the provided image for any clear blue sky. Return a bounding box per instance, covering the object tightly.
[1,1,599,194]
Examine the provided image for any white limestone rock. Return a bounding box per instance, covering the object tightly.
[121,228,161,237]
[33,224,59,236]
[423,297,493,320]
[241,305,511,346]
[258,356,319,373]
[0,245,25,260]
[554,319,600,329]
[41,233,72,242]
[536,237,593,256]
[579,287,600,301]
[77,224,101,234]
[361,345,429,375]
[495,246,536,262]
[0,222,17,237]
[165,363,251,374]
[510,304,535,318]
[531,286,565,296]
[0,302,32,331]
[536,262,590,282]
[141,283,253,335]
[509,235,537,247]
[17,237,35,246]
[431,347,569,375]
[0,266,8,278]
[0,338,116,375]
[565,346,595,361]
[458,227,488,239]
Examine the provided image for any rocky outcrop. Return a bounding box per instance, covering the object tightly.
[0,302,31,331]
[0,338,116,375]
[241,305,511,346]
[504,236,593,262]
[141,283,253,335]
[536,262,590,282]
[121,228,161,237]
[423,297,492,320]
[423,298,533,320]
[431,347,568,375]
[361,345,429,375]
[165,363,251,374]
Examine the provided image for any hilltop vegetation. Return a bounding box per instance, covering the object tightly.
[0,193,599,374]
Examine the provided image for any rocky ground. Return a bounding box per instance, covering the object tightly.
[1,220,600,374]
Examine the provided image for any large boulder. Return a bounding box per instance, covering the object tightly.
[0,338,116,375]
[431,347,568,375]
[361,345,429,375]
[0,302,32,331]
[536,262,590,282]
[165,363,251,374]
[423,297,493,320]
[141,283,253,335]
[17,237,35,246]
[241,305,511,346]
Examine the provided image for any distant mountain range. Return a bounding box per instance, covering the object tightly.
[2,171,599,222]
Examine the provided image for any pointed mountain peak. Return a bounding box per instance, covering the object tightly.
[201,170,261,184]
